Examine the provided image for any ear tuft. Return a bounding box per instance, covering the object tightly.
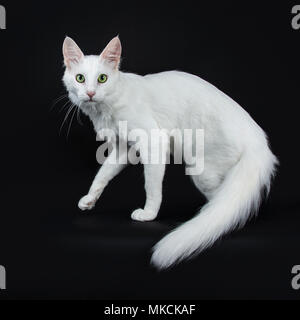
[63,37,84,69]
[100,36,122,69]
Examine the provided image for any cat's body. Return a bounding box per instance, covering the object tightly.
[62,36,278,269]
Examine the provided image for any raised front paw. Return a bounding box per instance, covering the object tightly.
[131,208,157,222]
[78,194,97,211]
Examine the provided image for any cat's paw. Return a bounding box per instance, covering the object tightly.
[78,194,96,211]
[131,208,157,222]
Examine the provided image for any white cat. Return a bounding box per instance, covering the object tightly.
[62,36,278,270]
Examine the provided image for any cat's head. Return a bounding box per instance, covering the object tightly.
[62,36,121,108]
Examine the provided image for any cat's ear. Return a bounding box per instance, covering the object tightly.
[100,36,122,69]
[63,37,84,69]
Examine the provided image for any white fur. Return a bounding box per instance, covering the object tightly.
[62,37,278,270]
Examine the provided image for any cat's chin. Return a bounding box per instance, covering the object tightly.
[79,100,101,114]
[83,99,96,103]
[82,100,98,106]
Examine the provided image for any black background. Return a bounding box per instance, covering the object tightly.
[0,0,299,299]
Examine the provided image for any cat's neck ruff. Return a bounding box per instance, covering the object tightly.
[80,101,115,134]
[80,71,140,134]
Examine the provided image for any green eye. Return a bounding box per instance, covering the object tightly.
[98,74,108,83]
[76,74,85,83]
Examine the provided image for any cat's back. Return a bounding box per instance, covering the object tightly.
[142,70,260,140]
[144,70,206,86]
[144,70,212,86]
[143,70,251,117]
[143,70,228,100]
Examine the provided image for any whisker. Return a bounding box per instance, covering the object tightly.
[59,100,72,114]
[67,105,78,139]
[50,94,68,111]
[59,103,76,134]
[76,106,83,126]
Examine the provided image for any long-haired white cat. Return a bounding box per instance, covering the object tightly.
[62,36,278,270]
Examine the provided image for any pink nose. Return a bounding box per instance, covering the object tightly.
[87,91,96,99]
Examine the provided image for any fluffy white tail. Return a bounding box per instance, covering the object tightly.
[151,145,278,270]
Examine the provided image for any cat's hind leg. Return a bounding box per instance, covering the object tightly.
[190,169,224,200]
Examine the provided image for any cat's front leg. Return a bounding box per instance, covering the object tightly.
[131,144,167,222]
[78,146,128,211]
[78,194,98,211]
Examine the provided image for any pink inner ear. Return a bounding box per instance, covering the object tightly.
[63,37,84,68]
[100,37,122,68]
